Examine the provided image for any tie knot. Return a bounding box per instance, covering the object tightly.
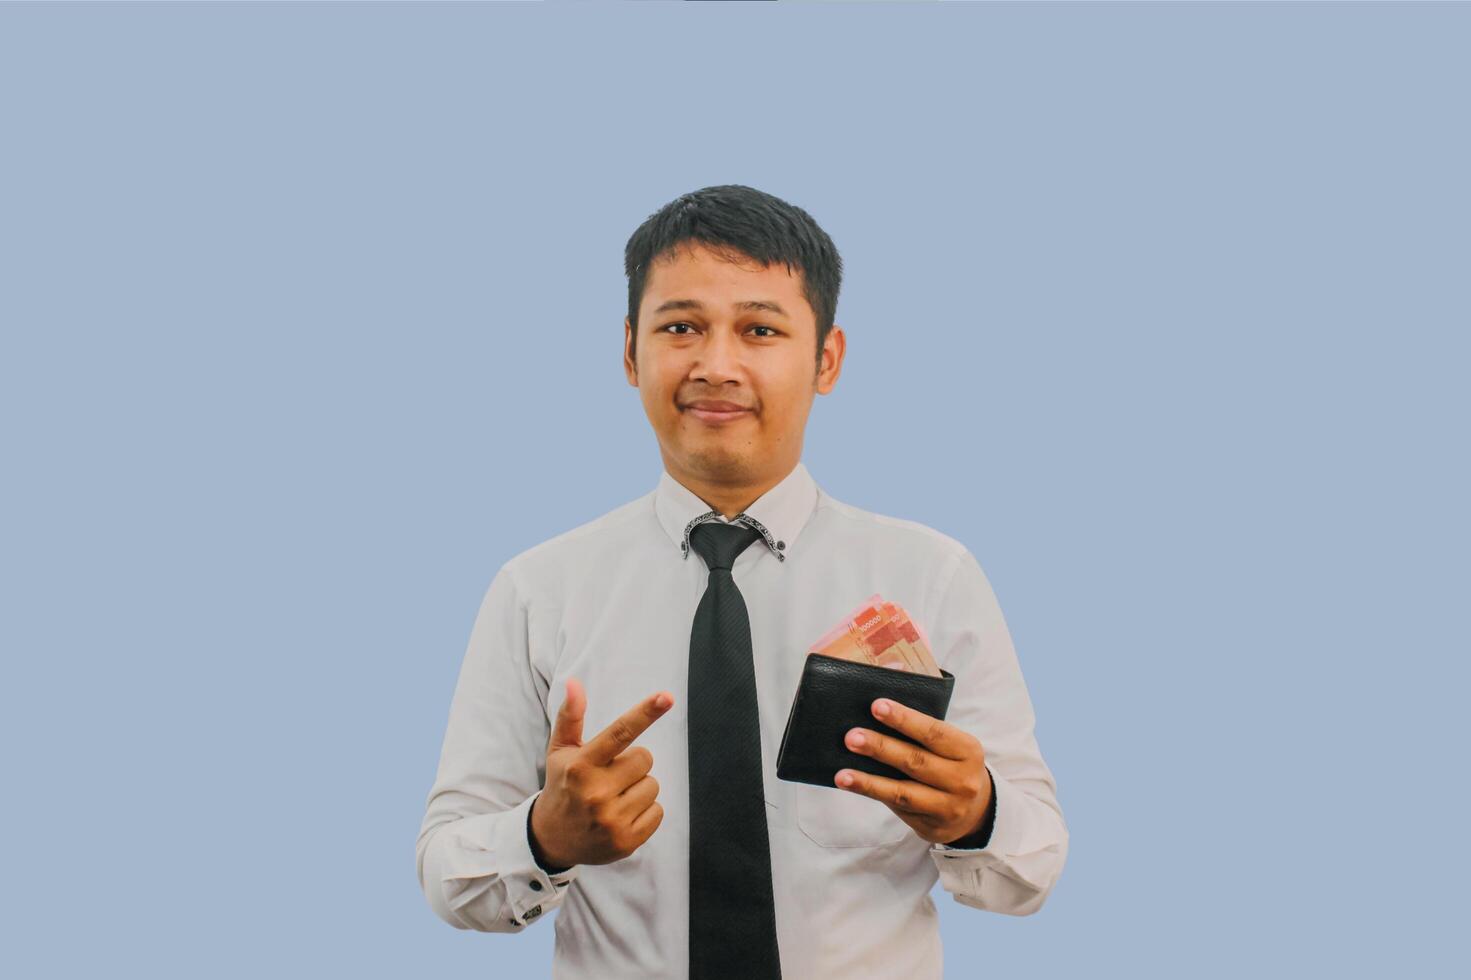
[688,520,764,571]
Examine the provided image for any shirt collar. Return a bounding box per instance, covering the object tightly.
[653,460,820,564]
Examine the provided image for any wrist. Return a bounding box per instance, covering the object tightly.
[527,794,573,873]
[943,767,996,848]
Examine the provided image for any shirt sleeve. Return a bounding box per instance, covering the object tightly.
[925,547,1069,916]
[416,561,579,932]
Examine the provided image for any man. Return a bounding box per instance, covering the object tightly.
[416,184,1068,978]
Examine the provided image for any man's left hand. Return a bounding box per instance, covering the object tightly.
[835,697,992,845]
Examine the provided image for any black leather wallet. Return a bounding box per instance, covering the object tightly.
[776,652,956,788]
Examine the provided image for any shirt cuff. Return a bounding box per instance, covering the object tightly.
[442,791,579,928]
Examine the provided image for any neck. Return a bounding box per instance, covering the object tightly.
[667,458,797,521]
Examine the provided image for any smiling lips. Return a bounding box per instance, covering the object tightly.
[684,400,753,424]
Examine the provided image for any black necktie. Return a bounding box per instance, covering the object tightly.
[687,521,783,979]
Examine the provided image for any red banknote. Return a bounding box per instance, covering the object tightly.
[808,593,943,677]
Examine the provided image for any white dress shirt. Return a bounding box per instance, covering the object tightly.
[416,460,1068,978]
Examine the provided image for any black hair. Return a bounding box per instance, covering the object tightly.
[624,184,843,373]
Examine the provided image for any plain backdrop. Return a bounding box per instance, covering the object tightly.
[2,2,1466,977]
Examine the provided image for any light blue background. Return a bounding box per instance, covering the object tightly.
[2,2,1465,977]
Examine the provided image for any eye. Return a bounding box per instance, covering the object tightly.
[658,322,780,337]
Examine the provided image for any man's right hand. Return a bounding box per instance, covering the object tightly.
[529,676,673,869]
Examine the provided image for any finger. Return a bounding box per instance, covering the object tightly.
[613,773,660,818]
[845,727,965,792]
[581,690,674,766]
[834,767,951,816]
[870,698,974,762]
[606,745,655,791]
[628,799,665,844]
[549,677,587,750]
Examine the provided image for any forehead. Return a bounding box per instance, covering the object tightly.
[641,243,810,320]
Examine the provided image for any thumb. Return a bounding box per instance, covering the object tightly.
[549,676,586,752]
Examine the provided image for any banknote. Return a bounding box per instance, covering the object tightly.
[880,600,938,674]
[809,593,943,677]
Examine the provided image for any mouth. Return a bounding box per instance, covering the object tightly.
[683,403,754,425]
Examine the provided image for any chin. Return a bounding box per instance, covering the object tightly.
[683,448,753,480]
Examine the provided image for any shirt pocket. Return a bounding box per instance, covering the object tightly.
[794,782,910,848]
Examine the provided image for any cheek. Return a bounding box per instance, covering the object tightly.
[637,362,676,396]
[644,375,682,417]
[761,369,810,413]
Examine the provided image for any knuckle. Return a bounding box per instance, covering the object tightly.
[907,748,927,772]
[646,774,660,796]
[610,719,635,746]
[595,814,619,843]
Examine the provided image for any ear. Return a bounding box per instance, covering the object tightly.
[624,317,638,386]
[815,323,845,394]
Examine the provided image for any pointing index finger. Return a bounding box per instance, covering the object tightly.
[581,691,673,766]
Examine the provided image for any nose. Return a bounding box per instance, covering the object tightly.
[690,324,745,385]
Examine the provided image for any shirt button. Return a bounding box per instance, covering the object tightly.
[530,879,543,891]
[777,540,786,550]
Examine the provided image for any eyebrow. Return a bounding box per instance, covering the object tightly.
[652,298,790,317]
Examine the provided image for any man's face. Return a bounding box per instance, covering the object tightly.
[624,242,844,486]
